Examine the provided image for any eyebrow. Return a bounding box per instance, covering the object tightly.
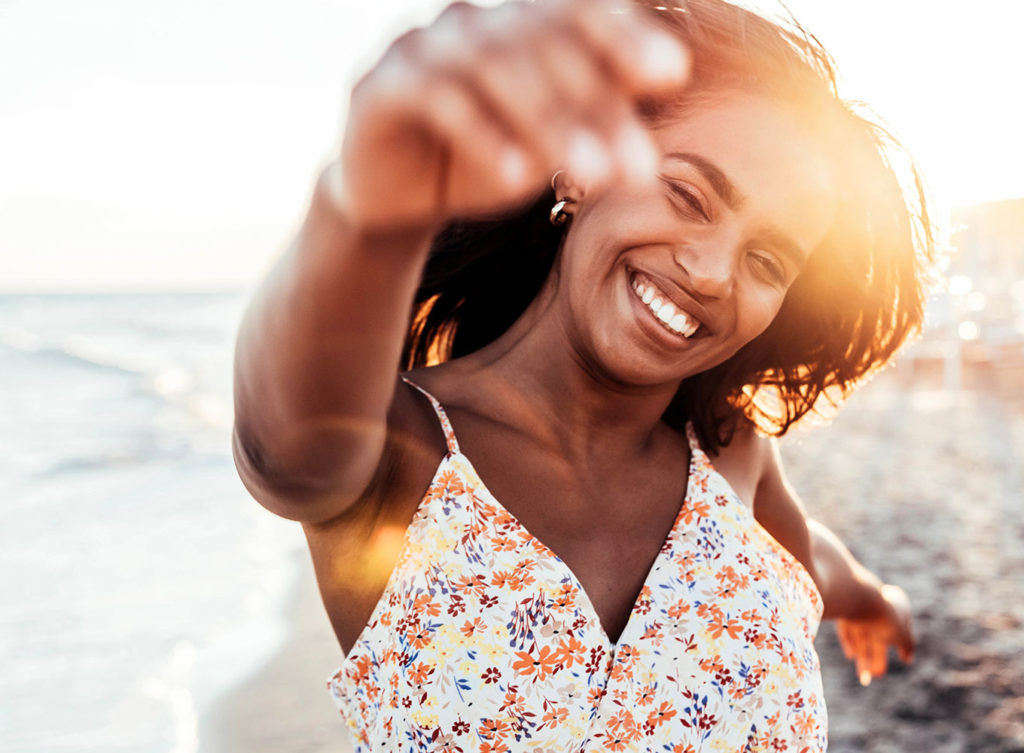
[662,151,810,267]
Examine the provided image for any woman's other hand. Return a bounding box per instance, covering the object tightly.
[335,0,690,232]
[836,583,915,686]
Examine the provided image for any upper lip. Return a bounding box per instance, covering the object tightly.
[629,268,714,335]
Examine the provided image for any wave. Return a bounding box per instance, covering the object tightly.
[0,329,144,379]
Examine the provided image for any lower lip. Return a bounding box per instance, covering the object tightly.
[625,271,699,349]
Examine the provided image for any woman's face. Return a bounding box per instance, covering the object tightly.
[553,93,838,387]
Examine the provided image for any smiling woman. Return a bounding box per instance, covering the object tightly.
[232,0,933,750]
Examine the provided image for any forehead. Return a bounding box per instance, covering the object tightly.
[650,94,838,254]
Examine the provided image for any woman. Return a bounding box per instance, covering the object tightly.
[233,0,932,750]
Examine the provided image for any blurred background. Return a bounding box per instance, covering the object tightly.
[1,1,1022,751]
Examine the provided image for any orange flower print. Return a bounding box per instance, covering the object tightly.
[408,661,433,686]
[558,634,587,666]
[512,645,560,681]
[635,683,657,706]
[667,598,691,619]
[647,701,677,727]
[696,601,724,623]
[605,709,642,747]
[680,498,710,525]
[541,706,569,727]
[432,470,465,498]
[586,686,606,707]
[700,656,725,675]
[716,582,738,600]
[493,536,519,552]
[550,582,577,611]
[477,718,510,740]
[507,569,536,591]
[407,626,433,650]
[641,624,664,641]
[413,593,441,617]
[793,710,818,736]
[708,614,743,640]
[461,616,485,637]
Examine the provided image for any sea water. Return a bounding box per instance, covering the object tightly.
[0,293,307,753]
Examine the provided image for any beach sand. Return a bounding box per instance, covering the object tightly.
[783,363,1024,753]
[198,564,350,753]
[202,364,1024,753]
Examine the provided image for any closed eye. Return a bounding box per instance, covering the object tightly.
[664,180,710,222]
[748,251,787,285]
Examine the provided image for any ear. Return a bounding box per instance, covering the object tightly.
[552,170,585,208]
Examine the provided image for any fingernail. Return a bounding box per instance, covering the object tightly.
[568,130,610,184]
[858,670,872,687]
[640,33,689,83]
[616,124,658,182]
[499,147,527,186]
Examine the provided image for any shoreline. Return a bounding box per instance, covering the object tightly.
[198,556,352,753]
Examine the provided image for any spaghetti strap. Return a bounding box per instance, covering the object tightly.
[684,422,708,463]
[400,375,461,455]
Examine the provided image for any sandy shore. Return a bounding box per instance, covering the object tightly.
[781,362,1024,753]
[202,363,1024,753]
[198,563,351,753]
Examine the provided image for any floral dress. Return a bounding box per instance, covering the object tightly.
[327,378,826,752]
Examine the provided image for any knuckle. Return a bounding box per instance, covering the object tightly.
[437,1,475,23]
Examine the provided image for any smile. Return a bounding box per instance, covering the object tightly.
[629,273,702,339]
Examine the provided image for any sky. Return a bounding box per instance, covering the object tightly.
[1,0,1022,292]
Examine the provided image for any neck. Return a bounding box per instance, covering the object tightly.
[461,287,684,467]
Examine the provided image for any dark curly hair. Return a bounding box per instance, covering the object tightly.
[403,0,937,453]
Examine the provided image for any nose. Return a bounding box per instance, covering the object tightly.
[671,239,737,300]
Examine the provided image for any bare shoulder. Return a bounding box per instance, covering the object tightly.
[714,420,817,579]
[707,418,767,509]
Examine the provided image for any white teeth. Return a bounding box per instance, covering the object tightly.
[630,274,702,339]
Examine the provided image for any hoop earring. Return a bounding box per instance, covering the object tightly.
[549,198,572,226]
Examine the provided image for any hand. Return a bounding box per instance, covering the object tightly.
[836,583,915,686]
[335,0,690,231]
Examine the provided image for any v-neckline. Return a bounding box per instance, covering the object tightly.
[448,441,697,650]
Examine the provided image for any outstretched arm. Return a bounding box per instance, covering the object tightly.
[233,0,689,524]
[739,430,915,684]
[808,518,915,684]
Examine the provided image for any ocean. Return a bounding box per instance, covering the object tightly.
[0,292,310,753]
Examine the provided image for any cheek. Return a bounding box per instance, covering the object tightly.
[736,287,786,342]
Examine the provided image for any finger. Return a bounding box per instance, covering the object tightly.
[886,585,916,663]
[534,28,659,182]
[419,2,617,185]
[853,627,872,687]
[466,46,614,185]
[355,63,538,219]
[836,621,855,661]
[420,75,535,190]
[560,0,691,95]
[870,634,889,678]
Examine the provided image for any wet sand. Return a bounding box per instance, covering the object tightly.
[203,364,1024,753]
[198,566,348,753]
